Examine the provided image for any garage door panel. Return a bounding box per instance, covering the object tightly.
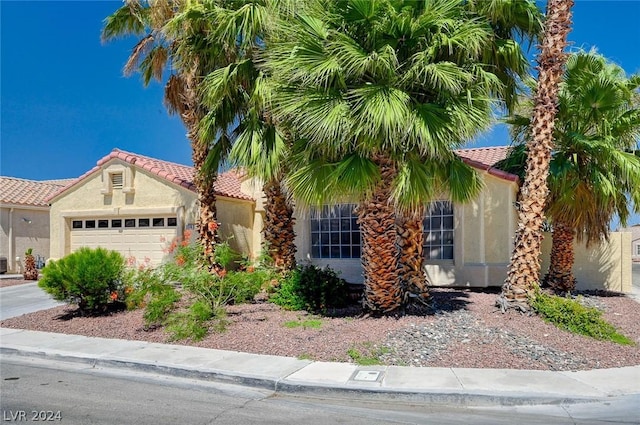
[70,218,178,266]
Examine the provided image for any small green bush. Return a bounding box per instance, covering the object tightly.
[122,266,181,326]
[39,247,125,315]
[531,291,634,345]
[270,265,350,313]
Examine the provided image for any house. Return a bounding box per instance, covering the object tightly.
[620,224,640,263]
[45,147,632,293]
[47,149,263,266]
[0,176,73,273]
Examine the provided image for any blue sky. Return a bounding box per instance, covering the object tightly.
[1,1,639,224]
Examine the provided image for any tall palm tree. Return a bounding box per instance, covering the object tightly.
[189,0,301,271]
[394,0,543,304]
[265,0,540,314]
[499,51,640,293]
[102,0,222,267]
[498,0,575,312]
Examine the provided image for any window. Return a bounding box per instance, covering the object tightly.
[85,220,96,229]
[423,201,454,260]
[124,219,136,228]
[310,204,360,259]
[153,218,165,227]
[167,217,177,227]
[98,220,109,228]
[72,220,83,229]
[138,218,150,227]
[636,244,640,255]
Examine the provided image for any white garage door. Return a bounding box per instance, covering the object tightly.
[70,216,179,266]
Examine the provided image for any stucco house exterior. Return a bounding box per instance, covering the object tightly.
[47,149,263,266]
[45,147,632,293]
[620,224,640,263]
[1,176,73,273]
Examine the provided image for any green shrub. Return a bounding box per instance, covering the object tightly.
[269,268,307,311]
[270,265,350,313]
[123,266,182,326]
[123,238,275,341]
[39,247,125,315]
[531,291,634,345]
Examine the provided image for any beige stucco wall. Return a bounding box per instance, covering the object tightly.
[0,206,51,273]
[540,231,632,293]
[425,173,518,288]
[294,170,520,286]
[49,159,257,264]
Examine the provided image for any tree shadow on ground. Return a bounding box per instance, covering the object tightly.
[319,287,501,319]
[53,301,127,321]
[576,289,627,298]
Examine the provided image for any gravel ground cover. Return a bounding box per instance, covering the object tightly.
[2,285,639,371]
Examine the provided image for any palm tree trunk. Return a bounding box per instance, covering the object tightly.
[396,207,429,304]
[180,69,220,269]
[499,0,574,312]
[543,220,576,293]
[263,177,296,272]
[358,155,403,314]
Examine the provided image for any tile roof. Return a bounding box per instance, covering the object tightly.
[0,177,74,207]
[47,148,253,203]
[455,146,518,182]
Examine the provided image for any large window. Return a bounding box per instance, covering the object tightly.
[309,201,454,260]
[310,204,360,259]
[423,201,454,260]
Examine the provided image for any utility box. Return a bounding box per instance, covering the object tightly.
[0,257,7,274]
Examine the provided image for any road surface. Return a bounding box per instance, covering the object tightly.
[2,357,638,425]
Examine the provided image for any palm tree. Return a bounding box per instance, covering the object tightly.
[499,51,640,293]
[190,0,301,271]
[394,0,543,304]
[265,0,542,314]
[102,0,221,267]
[498,0,575,312]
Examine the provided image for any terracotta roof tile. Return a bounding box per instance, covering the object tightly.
[455,146,518,182]
[47,148,253,203]
[0,177,74,207]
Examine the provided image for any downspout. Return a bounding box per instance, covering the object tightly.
[8,207,14,273]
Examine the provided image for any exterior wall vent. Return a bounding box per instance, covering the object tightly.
[111,173,124,189]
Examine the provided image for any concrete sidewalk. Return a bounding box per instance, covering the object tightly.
[1,327,638,407]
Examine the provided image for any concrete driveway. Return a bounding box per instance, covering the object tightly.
[0,282,64,320]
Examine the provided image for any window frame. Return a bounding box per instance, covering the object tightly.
[423,201,454,261]
[310,204,361,259]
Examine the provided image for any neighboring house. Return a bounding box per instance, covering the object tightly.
[44,147,631,293]
[47,149,262,266]
[620,224,640,263]
[0,176,74,273]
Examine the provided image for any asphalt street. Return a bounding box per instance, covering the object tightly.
[3,358,638,425]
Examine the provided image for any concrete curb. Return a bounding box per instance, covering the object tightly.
[5,327,635,408]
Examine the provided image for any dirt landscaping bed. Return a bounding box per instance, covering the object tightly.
[2,287,639,371]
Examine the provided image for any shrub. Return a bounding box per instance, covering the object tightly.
[531,290,634,345]
[124,237,276,341]
[270,265,350,313]
[269,268,307,311]
[39,247,125,315]
[123,266,181,327]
